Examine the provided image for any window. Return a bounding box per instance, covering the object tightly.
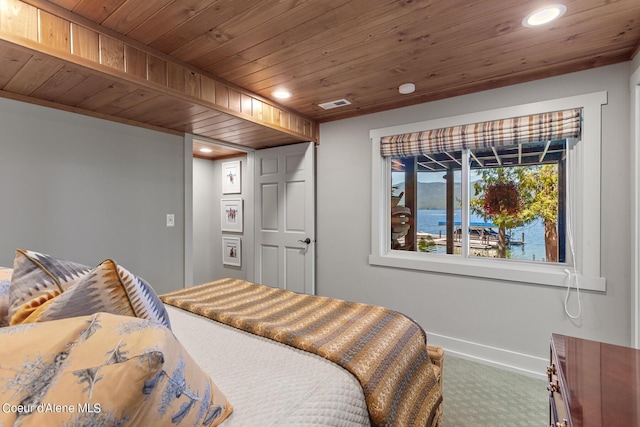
[391,140,568,264]
[370,92,607,291]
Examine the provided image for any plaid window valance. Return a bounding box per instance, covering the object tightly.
[380,108,581,157]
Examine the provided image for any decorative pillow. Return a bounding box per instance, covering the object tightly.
[0,313,232,426]
[8,249,91,325]
[0,267,11,327]
[13,258,171,329]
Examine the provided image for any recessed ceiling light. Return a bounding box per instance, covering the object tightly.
[398,83,416,94]
[523,4,566,27]
[199,147,213,153]
[272,90,292,99]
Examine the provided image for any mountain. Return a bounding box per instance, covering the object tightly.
[393,181,464,210]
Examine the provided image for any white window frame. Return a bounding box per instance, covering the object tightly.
[370,92,607,292]
[631,65,640,348]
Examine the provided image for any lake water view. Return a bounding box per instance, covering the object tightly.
[416,209,549,261]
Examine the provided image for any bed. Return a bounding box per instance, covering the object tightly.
[0,250,444,427]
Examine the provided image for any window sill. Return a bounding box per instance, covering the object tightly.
[368,251,606,292]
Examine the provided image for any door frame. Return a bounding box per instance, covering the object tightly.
[184,135,315,291]
[184,133,256,287]
[632,65,640,348]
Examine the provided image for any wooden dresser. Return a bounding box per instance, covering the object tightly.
[548,333,640,427]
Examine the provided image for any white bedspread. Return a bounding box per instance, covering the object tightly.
[166,305,371,427]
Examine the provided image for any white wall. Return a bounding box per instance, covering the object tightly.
[193,156,249,285]
[317,62,632,375]
[0,98,185,295]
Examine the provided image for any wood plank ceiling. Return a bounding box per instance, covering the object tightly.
[0,0,639,159]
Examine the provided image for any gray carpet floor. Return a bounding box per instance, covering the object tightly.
[441,355,548,427]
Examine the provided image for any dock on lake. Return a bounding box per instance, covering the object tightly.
[420,222,525,248]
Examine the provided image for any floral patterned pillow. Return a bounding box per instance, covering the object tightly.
[0,312,232,426]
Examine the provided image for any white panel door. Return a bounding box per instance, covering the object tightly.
[255,142,315,294]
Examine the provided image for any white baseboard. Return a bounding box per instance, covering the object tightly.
[427,332,548,380]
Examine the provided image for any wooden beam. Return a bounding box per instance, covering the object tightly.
[1,0,317,142]
[445,169,455,255]
[404,157,416,251]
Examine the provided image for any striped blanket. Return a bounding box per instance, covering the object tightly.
[161,278,443,427]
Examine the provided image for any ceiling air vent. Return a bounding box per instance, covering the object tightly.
[318,99,352,110]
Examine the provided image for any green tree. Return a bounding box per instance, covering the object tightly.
[470,164,559,261]
[519,165,559,262]
[470,168,525,257]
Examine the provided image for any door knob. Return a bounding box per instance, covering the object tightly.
[298,238,311,244]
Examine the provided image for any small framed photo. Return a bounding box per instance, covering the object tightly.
[222,160,241,194]
[221,198,243,232]
[222,236,241,266]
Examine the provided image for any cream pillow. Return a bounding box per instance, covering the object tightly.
[9,250,171,329]
[8,249,90,325]
[19,259,171,328]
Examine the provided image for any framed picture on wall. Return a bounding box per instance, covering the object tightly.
[222,236,241,266]
[221,198,243,232]
[222,160,241,194]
